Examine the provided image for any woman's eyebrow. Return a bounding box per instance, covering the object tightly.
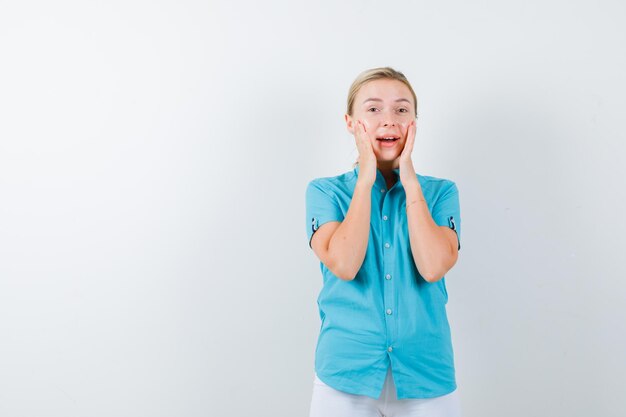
[362,98,411,104]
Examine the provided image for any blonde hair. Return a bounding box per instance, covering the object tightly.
[347,67,418,168]
[346,67,418,116]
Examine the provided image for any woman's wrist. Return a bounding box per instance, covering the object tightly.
[355,178,374,189]
[404,181,426,210]
[406,198,426,210]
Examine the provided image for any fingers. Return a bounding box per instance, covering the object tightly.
[355,120,374,155]
[401,120,416,158]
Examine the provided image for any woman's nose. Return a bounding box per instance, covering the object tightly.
[381,110,400,127]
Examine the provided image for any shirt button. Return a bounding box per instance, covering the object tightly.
[383,215,388,221]
[386,308,393,315]
[388,346,393,352]
[384,242,390,248]
[380,188,385,193]
[385,274,391,280]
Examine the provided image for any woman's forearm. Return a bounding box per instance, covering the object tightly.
[327,181,372,280]
[404,182,455,283]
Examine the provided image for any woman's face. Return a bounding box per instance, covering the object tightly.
[345,78,417,165]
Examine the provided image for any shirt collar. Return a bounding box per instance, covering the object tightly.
[353,164,401,175]
[353,164,402,187]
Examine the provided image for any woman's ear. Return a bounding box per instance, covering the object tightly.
[345,113,355,134]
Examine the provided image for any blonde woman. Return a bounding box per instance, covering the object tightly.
[305,67,463,417]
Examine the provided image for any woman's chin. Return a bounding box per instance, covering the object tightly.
[375,150,401,161]
[375,155,401,167]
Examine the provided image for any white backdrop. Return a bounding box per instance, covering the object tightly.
[1,1,625,416]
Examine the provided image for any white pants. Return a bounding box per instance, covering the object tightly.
[309,367,462,417]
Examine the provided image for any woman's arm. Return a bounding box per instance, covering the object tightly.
[404,182,459,283]
[311,180,372,281]
[398,121,458,283]
[311,120,377,281]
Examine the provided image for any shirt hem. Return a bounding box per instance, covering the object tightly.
[396,383,458,400]
[315,371,457,400]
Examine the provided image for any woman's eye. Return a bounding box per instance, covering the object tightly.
[398,108,408,113]
[367,107,379,112]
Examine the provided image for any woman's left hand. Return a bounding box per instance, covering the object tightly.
[398,120,419,187]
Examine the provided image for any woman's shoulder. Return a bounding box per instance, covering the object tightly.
[308,168,358,188]
[417,172,457,185]
[416,173,459,194]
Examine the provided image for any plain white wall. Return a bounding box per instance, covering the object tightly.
[1,1,625,416]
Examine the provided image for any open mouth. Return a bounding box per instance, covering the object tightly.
[376,136,400,142]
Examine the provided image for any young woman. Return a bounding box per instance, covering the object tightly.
[305,67,463,417]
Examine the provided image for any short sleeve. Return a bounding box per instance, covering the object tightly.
[305,180,345,249]
[431,181,461,251]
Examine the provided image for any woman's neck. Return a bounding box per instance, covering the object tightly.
[377,161,399,189]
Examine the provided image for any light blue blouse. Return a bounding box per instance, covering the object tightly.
[305,165,461,399]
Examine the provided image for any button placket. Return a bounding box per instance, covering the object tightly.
[380,189,397,350]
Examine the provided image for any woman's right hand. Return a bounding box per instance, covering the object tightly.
[354,120,377,187]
